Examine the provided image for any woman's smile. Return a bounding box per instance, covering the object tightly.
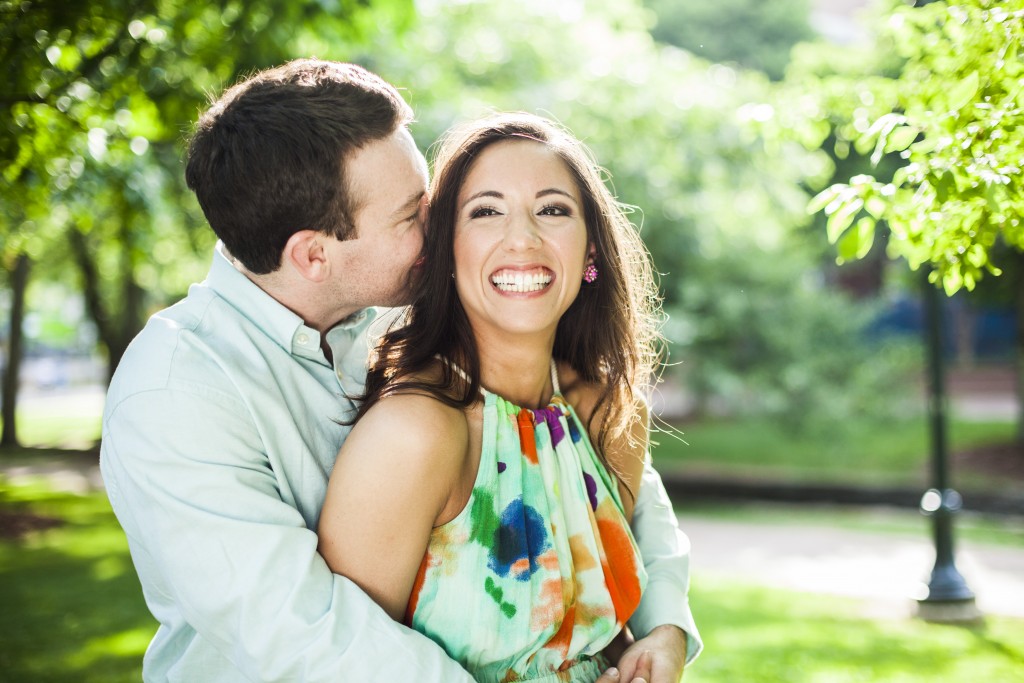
[489,267,555,294]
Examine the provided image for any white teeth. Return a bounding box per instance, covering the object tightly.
[491,269,552,293]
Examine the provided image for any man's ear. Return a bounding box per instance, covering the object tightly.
[282,230,330,283]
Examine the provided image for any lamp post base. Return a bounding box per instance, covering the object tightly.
[915,598,983,624]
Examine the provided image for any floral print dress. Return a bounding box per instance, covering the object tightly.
[404,365,647,683]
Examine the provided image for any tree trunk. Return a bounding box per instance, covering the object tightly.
[67,205,146,383]
[111,203,145,381]
[68,226,116,379]
[1,252,30,450]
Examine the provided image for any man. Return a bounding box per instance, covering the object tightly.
[101,59,701,682]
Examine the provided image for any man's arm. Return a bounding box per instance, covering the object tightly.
[628,460,703,664]
[102,388,473,682]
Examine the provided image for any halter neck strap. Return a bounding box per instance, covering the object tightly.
[549,358,562,396]
[442,357,483,398]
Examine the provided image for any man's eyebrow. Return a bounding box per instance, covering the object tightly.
[391,190,424,220]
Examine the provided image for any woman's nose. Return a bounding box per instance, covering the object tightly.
[502,211,542,251]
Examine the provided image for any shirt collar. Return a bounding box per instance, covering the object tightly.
[202,242,375,366]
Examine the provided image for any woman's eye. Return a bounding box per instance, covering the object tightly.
[539,204,570,217]
[470,206,500,218]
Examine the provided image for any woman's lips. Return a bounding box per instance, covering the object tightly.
[489,267,554,293]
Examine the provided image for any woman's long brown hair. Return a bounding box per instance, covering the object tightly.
[355,113,664,457]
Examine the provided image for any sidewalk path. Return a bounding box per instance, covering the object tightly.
[682,516,1024,619]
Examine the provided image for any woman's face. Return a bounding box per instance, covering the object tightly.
[452,139,590,343]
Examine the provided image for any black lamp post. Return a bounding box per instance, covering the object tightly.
[916,270,980,622]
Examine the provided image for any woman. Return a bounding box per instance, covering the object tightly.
[318,113,665,682]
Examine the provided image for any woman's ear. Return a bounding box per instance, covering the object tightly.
[282,230,330,282]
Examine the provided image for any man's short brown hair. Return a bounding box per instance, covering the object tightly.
[185,59,413,274]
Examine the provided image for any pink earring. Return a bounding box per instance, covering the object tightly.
[583,264,598,283]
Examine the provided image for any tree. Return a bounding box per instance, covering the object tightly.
[0,0,413,447]
[643,0,815,80]
[356,0,916,425]
[1,254,29,448]
[800,0,1024,440]
[808,0,1024,293]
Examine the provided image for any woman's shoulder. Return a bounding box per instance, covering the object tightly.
[350,377,471,479]
[359,388,468,444]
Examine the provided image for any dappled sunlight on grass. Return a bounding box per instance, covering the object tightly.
[1,477,154,683]
[65,625,153,670]
[2,474,1022,681]
[687,577,1024,682]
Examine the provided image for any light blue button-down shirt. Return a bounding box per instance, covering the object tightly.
[101,245,700,682]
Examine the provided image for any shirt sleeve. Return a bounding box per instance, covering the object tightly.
[627,459,703,663]
[101,386,474,682]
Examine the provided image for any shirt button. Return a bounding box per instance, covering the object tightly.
[296,333,309,345]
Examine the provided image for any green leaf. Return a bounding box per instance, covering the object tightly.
[934,171,954,203]
[866,113,904,166]
[807,186,839,215]
[884,126,918,154]
[985,184,1004,213]
[910,135,938,154]
[837,216,876,262]
[947,71,980,112]
[864,195,887,219]
[826,197,863,244]
[965,244,986,269]
[942,268,964,296]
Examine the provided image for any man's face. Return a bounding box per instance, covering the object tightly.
[325,127,428,320]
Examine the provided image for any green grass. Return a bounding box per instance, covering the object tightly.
[0,477,153,683]
[653,416,1017,490]
[687,575,1024,682]
[2,476,1023,682]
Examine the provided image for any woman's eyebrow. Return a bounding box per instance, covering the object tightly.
[536,188,578,204]
[460,190,503,212]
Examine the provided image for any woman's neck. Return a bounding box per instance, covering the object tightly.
[473,329,556,409]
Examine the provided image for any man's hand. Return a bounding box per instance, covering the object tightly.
[596,625,687,683]
[594,650,652,683]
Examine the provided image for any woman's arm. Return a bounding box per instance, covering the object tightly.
[318,394,469,621]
